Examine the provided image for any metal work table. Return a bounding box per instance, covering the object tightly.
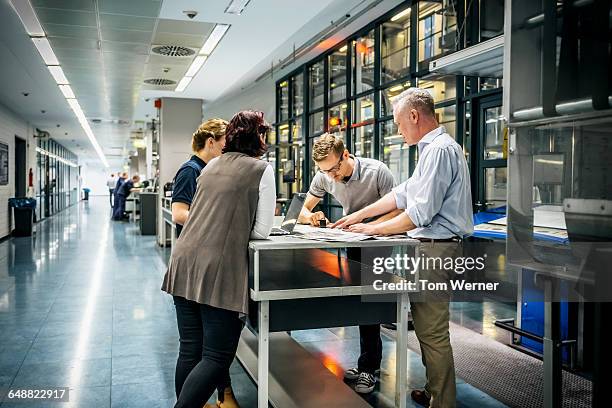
[160,197,176,250]
[239,226,420,408]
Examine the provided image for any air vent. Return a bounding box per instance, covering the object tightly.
[144,78,177,86]
[152,45,195,57]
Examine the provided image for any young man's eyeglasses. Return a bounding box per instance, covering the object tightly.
[318,156,343,175]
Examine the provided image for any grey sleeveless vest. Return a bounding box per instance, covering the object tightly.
[161,152,269,314]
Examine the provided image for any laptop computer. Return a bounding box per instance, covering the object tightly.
[269,193,306,236]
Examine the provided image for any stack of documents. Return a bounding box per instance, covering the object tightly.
[295,225,373,242]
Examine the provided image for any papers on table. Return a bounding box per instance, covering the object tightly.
[296,225,373,242]
[292,225,408,242]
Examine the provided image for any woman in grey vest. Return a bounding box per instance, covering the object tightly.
[162,110,275,408]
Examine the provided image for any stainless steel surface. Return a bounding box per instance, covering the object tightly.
[396,292,410,408]
[250,284,409,302]
[428,35,504,78]
[258,301,269,408]
[236,331,371,408]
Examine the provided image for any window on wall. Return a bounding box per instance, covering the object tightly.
[418,1,458,65]
[381,119,410,182]
[418,74,456,103]
[484,105,504,159]
[381,7,411,84]
[328,103,348,133]
[309,111,325,135]
[328,45,347,104]
[436,105,456,139]
[380,81,412,117]
[480,0,504,41]
[279,80,289,121]
[309,61,325,110]
[292,73,304,116]
[352,30,375,95]
[352,93,375,157]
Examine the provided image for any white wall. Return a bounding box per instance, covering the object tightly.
[203,76,276,123]
[0,101,37,239]
[158,98,203,187]
[81,163,113,197]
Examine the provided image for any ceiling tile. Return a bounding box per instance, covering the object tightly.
[101,28,153,44]
[152,32,204,49]
[98,0,162,18]
[100,13,156,31]
[155,20,215,37]
[48,37,99,51]
[101,41,150,54]
[32,0,96,12]
[36,8,97,27]
[43,23,99,40]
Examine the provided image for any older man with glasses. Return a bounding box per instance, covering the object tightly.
[297,133,401,394]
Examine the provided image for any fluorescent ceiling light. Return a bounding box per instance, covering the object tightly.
[10,0,45,36]
[32,37,59,65]
[59,85,75,99]
[185,55,207,77]
[391,8,411,22]
[12,0,107,168]
[47,66,69,84]
[224,0,251,15]
[200,24,230,55]
[175,76,192,92]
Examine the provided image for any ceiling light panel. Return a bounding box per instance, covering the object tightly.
[175,76,192,92]
[47,65,69,84]
[32,37,59,65]
[9,0,45,36]
[59,85,75,98]
[224,0,251,15]
[199,24,229,55]
[184,55,207,77]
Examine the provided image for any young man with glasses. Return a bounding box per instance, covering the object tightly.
[297,133,399,394]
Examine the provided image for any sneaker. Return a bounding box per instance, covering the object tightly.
[344,367,381,381]
[343,367,360,380]
[354,372,376,394]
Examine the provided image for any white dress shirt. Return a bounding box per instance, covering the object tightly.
[393,126,474,239]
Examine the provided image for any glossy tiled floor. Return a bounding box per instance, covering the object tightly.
[0,198,507,407]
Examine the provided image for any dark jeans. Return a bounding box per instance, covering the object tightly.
[109,188,114,207]
[358,324,382,373]
[173,296,244,408]
[346,247,383,374]
[112,194,126,220]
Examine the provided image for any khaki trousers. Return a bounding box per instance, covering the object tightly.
[410,241,459,408]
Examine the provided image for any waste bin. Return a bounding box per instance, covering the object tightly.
[9,198,36,237]
[83,188,90,201]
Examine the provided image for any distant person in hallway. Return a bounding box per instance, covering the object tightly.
[107,173,116,207]
[332,88,474,408]
[162,110,275,408]
[112,174,141,221]
[172,118,228,238]
[112,172,128,213]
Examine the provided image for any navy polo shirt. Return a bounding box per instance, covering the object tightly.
[172,155,206,236]
[118,180,134,197]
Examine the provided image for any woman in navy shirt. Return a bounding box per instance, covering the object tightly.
[172,118,228,237]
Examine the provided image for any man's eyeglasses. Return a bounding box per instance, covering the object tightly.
[318,156,343,175]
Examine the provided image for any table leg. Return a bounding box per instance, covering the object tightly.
[396,292,409,408]
[258,300,269,408]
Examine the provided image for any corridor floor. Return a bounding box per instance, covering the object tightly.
[0,198,506,407]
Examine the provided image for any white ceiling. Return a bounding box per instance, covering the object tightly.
[0,0,394,168]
